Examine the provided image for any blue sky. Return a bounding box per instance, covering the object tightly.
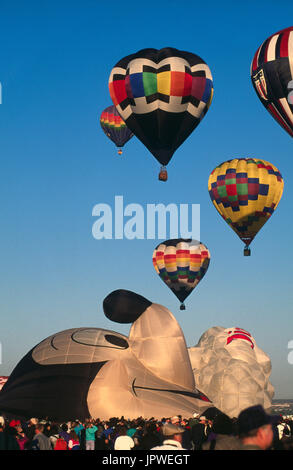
[0,0,293,398]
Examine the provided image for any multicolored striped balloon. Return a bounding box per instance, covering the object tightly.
[208,158,284,255]
[250,26,293,137]
[152,239,210,310]
[100,105,133,155]
[109,48,213,179]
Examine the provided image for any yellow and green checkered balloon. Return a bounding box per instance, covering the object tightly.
[208,158,284,254]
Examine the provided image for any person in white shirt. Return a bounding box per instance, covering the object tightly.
[151,422,186,450]
[114,426,135,450]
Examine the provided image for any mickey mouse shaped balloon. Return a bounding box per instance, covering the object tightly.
[0,290,211,421]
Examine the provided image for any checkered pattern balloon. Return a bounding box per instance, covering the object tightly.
[208,158,284,248]
[109,48,213,167]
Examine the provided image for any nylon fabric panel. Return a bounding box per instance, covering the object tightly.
[129,303,195,390]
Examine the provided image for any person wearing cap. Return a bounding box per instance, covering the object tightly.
[202,412,242,450]
[150,422,186,450]
[237,405,274,450]
[191,415,210,450]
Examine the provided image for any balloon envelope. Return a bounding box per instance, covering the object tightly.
[152,239,210,308]
[100,105,133,150]
[250,26,293,137]
[208,158,284,249]
[0,298,211,420]
[188,326,274,418]
[109,47,213,169]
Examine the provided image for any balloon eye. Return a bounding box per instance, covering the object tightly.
[104,335,129,349]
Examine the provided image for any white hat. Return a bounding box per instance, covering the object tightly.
[171,416,180,423]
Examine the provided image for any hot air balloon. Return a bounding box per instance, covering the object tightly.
[152,239,210,310]
[208,158,284,256]
[108,47,213,181]
[250,26,293,137]
[188,326,274,418]
[100,105,133,155]
[0,290,211,420]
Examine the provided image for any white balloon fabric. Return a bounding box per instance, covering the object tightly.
[188,326,274,418]
[0,292,211,421]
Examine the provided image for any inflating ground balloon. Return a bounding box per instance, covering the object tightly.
[188,326,274,419]
[0,292,211,421]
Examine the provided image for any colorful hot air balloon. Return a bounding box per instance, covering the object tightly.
[152,239,210,310]
[250,26,293,137]
[208,158,284,255]
[100,105,133,155]
[109,47,213,180]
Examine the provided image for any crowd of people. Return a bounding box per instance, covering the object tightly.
[0,405,293,451]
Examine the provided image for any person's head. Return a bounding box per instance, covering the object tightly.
[69,430,79,440]
[15,424,23,434]
[29,418,38,426]
[237,405,273,450]
[117,425,127,436]
[170,416,180,425]
[35,424,44,434]
[212,412,234,436]
[162,423,185,443]
[61,423,68,432]
[50,423,59,435]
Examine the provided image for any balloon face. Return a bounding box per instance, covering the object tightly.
[100,105,133,152]
[188,326,274,418]
[152,239,210,309]
[250,26,293,137]
[208,158,284,252]
[109,47,213,169]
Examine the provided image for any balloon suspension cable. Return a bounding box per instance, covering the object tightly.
[117,148,122,156]
[159,166,168,182]
[243,245,251,257]
[180,303,186,311]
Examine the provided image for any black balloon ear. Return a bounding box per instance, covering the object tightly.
[103,290,152,324]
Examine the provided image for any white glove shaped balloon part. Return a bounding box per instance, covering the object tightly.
[188,327,274,419]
